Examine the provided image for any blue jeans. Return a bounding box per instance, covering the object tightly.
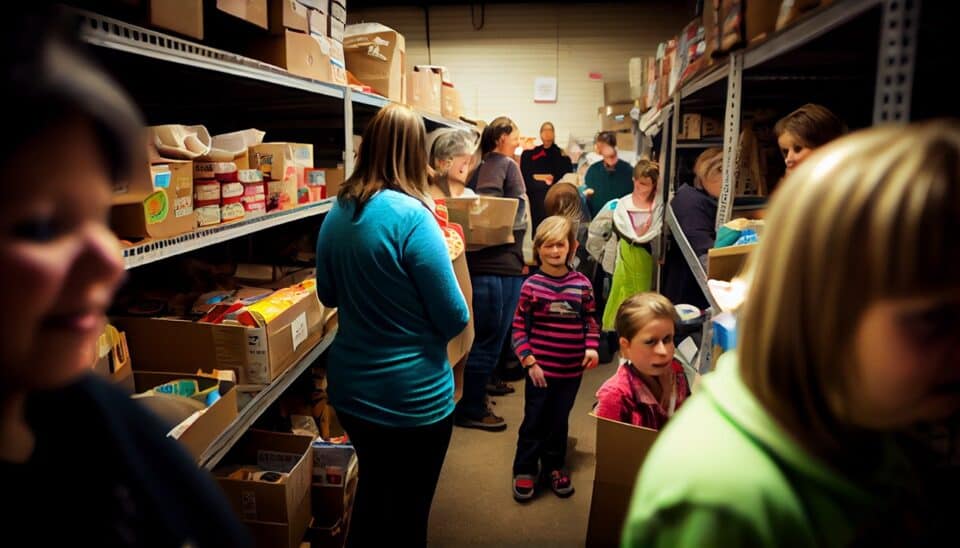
[456,274,524,420]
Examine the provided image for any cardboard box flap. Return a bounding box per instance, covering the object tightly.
[592,413,658,484]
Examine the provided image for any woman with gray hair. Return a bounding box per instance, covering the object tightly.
[428,128,480,199]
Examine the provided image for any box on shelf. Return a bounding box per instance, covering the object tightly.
[586,414,659,548]
[92,325,135,393]
[112,159,195,240]
[708,242,758,281]
[269,0,309,34]
[307,8,326,38]
[328,15,345,43]
[215,0,269,30]
[250,142,314,198]
[312,458,358,528]
[329,0,346,22]
[599,104,634,133]
[298,0,328,14]
[133,371,238,459]
[603,81,632,106]
[215,431,313,548]
[149,0,204,40]
[719,0,780,52]
[441,83,462,120]
[311,438,357,487]
[344,23,406,103]
[702,116,722,137]
[703,0,720,61]
[408,65,443,115]
[628,57,649,101]
[327,37,347,85]
[115,290,324,385]
[680,113,702,140]
[444,196,519,249]
[613,130,636,154]
[247,29,326,81]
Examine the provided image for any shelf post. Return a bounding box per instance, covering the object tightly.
[873,0,920,124]
[344,86,355,177]
[716,52,742,231]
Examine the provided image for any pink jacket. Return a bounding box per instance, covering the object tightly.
[595,361,690,430]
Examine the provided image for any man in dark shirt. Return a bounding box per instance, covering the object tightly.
[521,122,573,232]
[584,131,634,218]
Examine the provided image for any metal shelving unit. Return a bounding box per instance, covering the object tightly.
[199,326,337,470]
[123,199,335,269]
[653,0,916,372]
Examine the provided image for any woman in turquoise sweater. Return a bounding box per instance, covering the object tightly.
[316,104,470,548]
[623,121,960,546]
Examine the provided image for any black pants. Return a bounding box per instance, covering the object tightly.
[337,411,454,548]
[513,375,583,476]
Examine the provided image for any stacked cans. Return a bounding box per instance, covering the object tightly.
[238,168,267,217]
[194,162,260,226]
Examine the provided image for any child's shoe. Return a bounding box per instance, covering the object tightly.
[547,469,575,498]
[513,474,536,502]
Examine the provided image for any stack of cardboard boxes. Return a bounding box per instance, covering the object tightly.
[598,82,636,152]
[407,65,463,120]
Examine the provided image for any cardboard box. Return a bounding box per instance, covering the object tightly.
[298,0,328,14]
[599,104,634,133]
[408,65,443,115]
[707,243,758,281]
[305,165,344,201]
[269,0,309,34]
[311,439,357,487]
[111,160,195,240]
[329,0,345,22]
[448,250,473,403]
[134,371,239,459]
[216,0,268,30]
[92,329,135,393]
[628,57,649,100]
[115,293,325,385]
[150,0,203,39]
[614,130,636,154]
[312,460,358,528]
[327,37,347,85]
[250,142,314,181]
[702,116,722,137]
[307,8,326,37]
[719,0,780,51]
[680,113,702,140]
[445,196,519,248]
[344,23,406,103]
[248,29,327,81]
[604,81,633,106]
[216,431,313,548]
[441,84,462,120]
[328,15,345,43]
[586,415,659,548]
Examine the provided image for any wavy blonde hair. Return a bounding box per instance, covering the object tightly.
[739,120,960,461]
[339,104,428,215]
[533,215,577,266]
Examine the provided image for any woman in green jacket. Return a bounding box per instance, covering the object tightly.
[622,120,960,547]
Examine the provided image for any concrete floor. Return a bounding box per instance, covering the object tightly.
[428,361,614,547]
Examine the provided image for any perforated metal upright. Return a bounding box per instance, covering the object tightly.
[715,52,743,231]
[873,0,920,123]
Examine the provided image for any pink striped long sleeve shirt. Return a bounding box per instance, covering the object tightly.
[512,271,601,379]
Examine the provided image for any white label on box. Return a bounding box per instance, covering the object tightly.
[241,491,257,519]
[291,312,308,351]
[257,450,302,473]
[174,196,192,218]
[245,328,270,384]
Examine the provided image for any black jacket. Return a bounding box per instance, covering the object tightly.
[662,184,718,310]
[4,374,252,547]
[520,144,573,231]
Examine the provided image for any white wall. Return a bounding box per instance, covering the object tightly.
[347,2,690,146]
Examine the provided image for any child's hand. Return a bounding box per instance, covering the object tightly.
[529,364,548,388]
[583,349,600,370]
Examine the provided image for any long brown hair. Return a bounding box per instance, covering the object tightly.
[339,104,429,215]
[774,103,847,149]
[480,116,518,155]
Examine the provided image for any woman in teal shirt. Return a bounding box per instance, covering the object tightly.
[316,104,470,547]
[623,121,960,546]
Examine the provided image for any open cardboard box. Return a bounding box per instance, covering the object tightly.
[312,457,358,529]
[586,414,659,548]
[408,65,443,115]
[133,371,238,460]
[215,430,314,548]
[707,243,758,282]
[112,159,195,241]
[344,23,407,103]
[115,292,325,386]
[444,196,519,249]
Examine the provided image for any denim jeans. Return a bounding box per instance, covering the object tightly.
[455,274,524,420]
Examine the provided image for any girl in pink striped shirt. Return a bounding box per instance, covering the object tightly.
[512,216,600,502]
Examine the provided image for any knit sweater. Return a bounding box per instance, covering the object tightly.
[511,270,600,379]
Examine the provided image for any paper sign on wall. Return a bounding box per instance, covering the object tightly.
[534,77,558,103]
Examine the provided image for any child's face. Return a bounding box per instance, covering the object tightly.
[620,318,676,376]
[0,117,126,391]
[633,176,655,200]
[778,131,814,176]
[849,293,960,429]
[538,238,571,269]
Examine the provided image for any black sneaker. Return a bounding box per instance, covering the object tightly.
[455,410,507,431]
[486,380,515,396]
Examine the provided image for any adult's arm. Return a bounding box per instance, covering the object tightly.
[402,211,470,341]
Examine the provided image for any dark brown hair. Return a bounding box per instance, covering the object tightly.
[633,159,660,196]
[774,103,847,149]
[596,131,618,149]
[480,116,518,155]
